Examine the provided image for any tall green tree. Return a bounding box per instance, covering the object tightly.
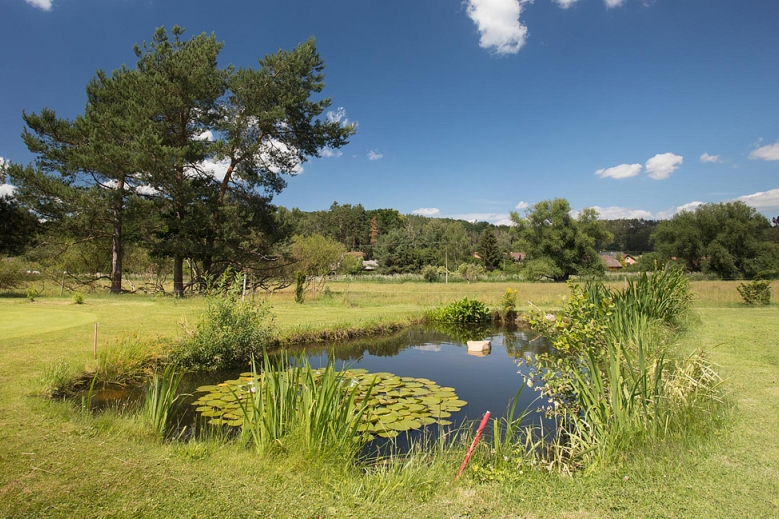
[601,218,658,253]
[13,26,355,298]
[477,227,501,270]
[10,64,146,293]
[373,227,422,274]
[134,27,355,296]
[652,201,779,278]
[511,199,611,281]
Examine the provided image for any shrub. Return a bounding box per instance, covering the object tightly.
[500,287,518,321]
[294,271,306,304]
[174,293,276,370]
[737,279,772,305]
[0,257,35,290]
[427,297,490,323]
[72,292,85,304]
[422,265,439,283]
[457,263,484,283]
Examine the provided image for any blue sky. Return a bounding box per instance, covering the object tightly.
[2,0,778,224]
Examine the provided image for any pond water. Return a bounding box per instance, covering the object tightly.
[173,323,555,439]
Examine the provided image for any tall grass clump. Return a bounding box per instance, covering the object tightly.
[174,280,276,370]
[521,264,722,471]
[40,358,84,398]
[141,365,184,439]
[93,335,167,387]
[235,353,375,458]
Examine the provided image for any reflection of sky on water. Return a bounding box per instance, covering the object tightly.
[411,343,442,352]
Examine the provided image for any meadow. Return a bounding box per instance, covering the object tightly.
[0,279,777,517]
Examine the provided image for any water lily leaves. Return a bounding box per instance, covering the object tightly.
[192,367,468,434]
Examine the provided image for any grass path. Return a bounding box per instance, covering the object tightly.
[0,283,777,517]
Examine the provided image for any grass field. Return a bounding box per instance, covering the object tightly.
[0,280,777,517]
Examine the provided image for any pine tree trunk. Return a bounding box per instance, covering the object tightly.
[110,179,125,294]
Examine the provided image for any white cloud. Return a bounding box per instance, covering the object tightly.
[199,158,232,181]
[735,188,779,211]
[367,150,383,161]
[655,201,704,219]
[135,185,159,196]
[25,0,52,10]
[700,152,721,163]
[645,153,683,180]
[515,201,529,210]
[412,208,441,217]
[749,138,779,161]
[676,201,703,213]
[448,212,514,225]
[326,107,353,127]
[553,0,580,8]
[320,147,343,158]
[0,184,15,197]
[604,0,627,7]
[594,163,643,180]
[591,206,654,220]
[194,130,214,142]
[466,0,529,55]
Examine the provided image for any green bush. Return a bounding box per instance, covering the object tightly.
[72,292,85,304]
[737,279,772,305]
[457,263,485,283]
[500,287,517,321]
[294,271,306,304]
[0,257,34,290]
[174,293,276,370]
[427,297,490,323]
[422,265,439,283]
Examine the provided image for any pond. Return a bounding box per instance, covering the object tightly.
[172,323,555,442]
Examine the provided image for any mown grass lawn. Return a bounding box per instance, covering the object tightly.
[0,281,777,517]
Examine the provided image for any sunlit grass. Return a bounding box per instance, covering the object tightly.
[0,279,777,516]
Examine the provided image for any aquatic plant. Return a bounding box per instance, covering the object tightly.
[523,269,722,471]
[141,365,184,439]
[190,359,468,454]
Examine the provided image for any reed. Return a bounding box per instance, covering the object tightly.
[524,264,722,471]
[141,365,184,439]
[235,353,375,458]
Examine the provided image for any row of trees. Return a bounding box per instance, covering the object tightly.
[7,26,354,296]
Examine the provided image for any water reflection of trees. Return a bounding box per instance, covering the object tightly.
[288,324,552,363]
[498,323,553,359]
